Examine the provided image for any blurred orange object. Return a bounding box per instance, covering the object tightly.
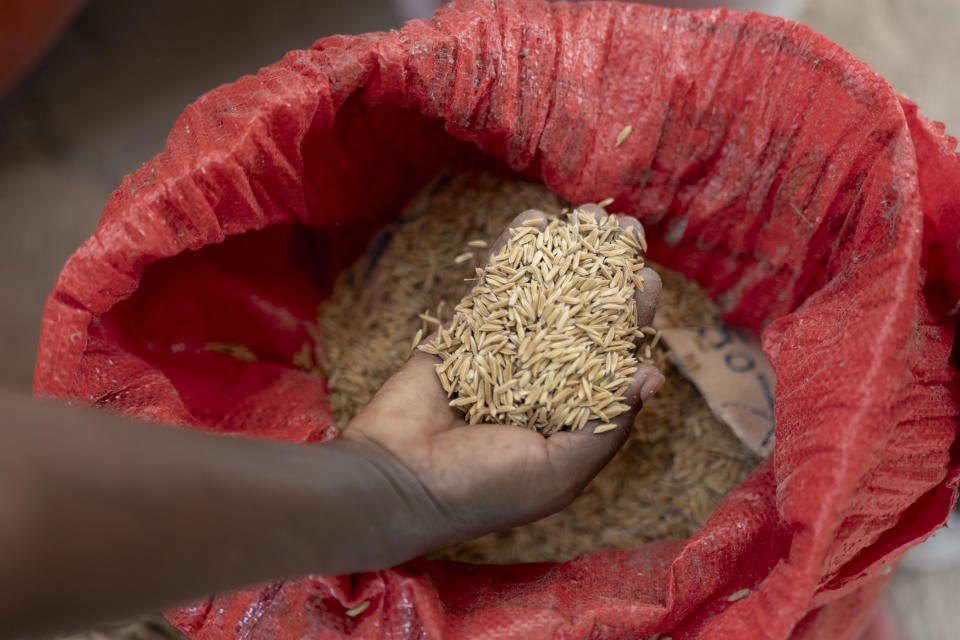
[0,0,84,97]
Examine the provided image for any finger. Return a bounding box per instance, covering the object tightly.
[570,205,658,329]
[574,203,647,244]
[634,267,661,328]
[574,209,662,421]
[544,363,663,493]
[613,361,664,428]
[574,202,608,218]
[611,207,647,244]
[584,360,663,436]
[486,208,549,259]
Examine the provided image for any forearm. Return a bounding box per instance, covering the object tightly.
[0,392,446,638]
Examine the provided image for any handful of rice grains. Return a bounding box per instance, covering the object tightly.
[418,209,651,435]
[301,171,758,563]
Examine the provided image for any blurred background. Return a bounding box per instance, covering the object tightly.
[1,1,957,639]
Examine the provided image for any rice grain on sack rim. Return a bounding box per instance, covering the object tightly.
[299,170,760,563]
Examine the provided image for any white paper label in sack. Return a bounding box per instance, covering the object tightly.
[658,323,776,458]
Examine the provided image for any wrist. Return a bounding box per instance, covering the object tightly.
[311,436,454,570]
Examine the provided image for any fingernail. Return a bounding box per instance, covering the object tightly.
[640,372,665,403]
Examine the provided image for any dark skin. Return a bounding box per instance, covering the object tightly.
[0,208,663,639]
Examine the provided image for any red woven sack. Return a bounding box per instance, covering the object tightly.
[34,1,960,638]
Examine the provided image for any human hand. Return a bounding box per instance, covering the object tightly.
[341,206,664,549]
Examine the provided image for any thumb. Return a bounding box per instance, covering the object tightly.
[544,363,664,497]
